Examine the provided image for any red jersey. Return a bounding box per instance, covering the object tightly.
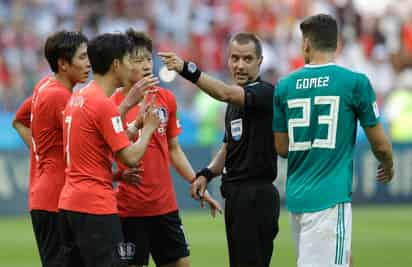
[14,96,36,211]
[59,81,130,215]
[112,86,181,217]
[30,76,70,212]
[15,96,32,128]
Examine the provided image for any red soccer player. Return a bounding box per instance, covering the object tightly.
[111,29,221,267]
[26,31,90,267]
[58,33,161,267]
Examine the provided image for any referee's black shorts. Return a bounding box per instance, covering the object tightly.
[30,210,63,267]
[59,210,127,267]
[221,179,280,267]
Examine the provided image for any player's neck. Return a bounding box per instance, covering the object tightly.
[121,85,132,96]
[54,73,75,92]
[93,74,118,97]
[307,51,335,65]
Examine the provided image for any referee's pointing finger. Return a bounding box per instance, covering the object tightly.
[158,52,174,58]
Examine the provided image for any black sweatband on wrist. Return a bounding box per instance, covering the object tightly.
[180,61,202,83]
[196,167,216,182]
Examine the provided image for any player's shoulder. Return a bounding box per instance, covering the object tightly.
[77,82,110,107]
[334,64,367,79]
[155,86,174,96]
[275,73,295,94]
[155,86,176,102]
[333,66,371,90]
[47,80,71,97]
[32,76,52,95]
[246,79,273,88]
[245,79,274,95]
[35,78,70,106]
[277,67,306,86]
[110,87,125,104]
[35,76,52,88]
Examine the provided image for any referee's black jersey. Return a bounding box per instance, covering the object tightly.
[223,77,277,183]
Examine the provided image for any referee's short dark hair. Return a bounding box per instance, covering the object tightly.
[230,32,262,58]
[300,14,338,51]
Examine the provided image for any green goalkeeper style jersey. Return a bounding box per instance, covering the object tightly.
[273,63,380,213]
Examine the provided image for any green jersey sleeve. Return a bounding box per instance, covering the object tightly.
[272,83,287,132]
[353,74,380,127]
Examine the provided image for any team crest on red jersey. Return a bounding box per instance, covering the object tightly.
[156,106,168,135]
[157,107,168,124]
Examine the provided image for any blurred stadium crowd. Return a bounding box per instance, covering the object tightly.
[1,0,412,145]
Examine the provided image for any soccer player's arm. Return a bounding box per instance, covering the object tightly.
[169,137,196,181]
[356,74,393,182]
[111,91,140,141]
[364,125,393,181]
[13,96,32,148]
[117,75,159,120]
[165,93,195,182]
[115,106,161,167]
[158,52,244,105]
[272,84,288,157]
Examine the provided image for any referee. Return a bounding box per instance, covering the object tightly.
[159,32,280,267]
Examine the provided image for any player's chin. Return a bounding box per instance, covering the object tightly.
[76,73,90,84]
[235,77,248,86]
[78,76,89,84]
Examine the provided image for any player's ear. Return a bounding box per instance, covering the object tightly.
[112,58,120,73]
[58,58,69,73]
[258,56,263,67]
[303,37,311,54]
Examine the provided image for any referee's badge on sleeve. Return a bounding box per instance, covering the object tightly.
[231,118,243,141]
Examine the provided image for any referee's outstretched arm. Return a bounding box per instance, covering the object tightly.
[159,52,245,106]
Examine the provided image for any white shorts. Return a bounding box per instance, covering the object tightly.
[290,203,352,267]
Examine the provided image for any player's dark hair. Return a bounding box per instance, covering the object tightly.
[44,30,88,73]
[230,32,262,58]
[300,14,338,51]
[87,33,133,75]
[125,28,153,53]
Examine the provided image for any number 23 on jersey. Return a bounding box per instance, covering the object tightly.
[287,96,339,151]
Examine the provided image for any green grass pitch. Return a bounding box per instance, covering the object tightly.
[0,206,411,267]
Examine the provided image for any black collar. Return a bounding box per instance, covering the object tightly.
[244,76,261,86]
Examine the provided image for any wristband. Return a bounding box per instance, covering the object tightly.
[196,167,216,182]
[180,61,202,83]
